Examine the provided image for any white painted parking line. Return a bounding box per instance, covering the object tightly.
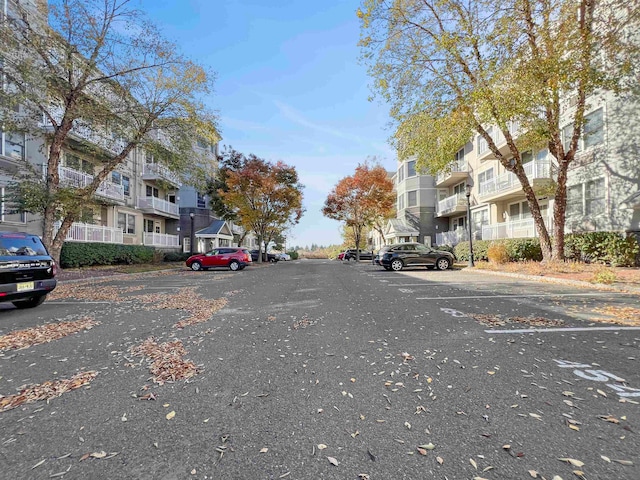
[388,283,472,287]
[47,301,112,304]
[416,292,623,300]
[487,326,640,334]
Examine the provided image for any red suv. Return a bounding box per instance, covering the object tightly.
[186,247,252,272]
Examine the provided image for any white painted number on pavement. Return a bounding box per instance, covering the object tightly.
[440,307,465,318]
[554,359,640,398]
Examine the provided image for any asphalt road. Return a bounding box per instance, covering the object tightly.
[1,259,639,480]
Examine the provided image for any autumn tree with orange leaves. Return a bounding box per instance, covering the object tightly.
[219,152,304,263]
[323,163,395,261]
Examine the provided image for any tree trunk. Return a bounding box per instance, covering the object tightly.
[552,159,570,261]
[512,164,553,261]
[49,214,74,267]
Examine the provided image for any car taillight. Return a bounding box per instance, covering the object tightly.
[51,260,57,277]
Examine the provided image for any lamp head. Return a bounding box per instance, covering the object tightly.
[189,212,195,219]
[465,184,472,197]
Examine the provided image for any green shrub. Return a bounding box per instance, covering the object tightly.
[60,242,155,268]
[487,242,509,264]
[565,232,639,266]
[164,251,191,262]
[591,266,617,284]
[454,240,490,262]
[455,238,542,262]
[287,250,299,260]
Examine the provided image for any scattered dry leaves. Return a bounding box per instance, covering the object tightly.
[132,288,227,328]
[0,317,99,351]
[592,306,640,326]
[130,337,199,385]
[0,371,98,412]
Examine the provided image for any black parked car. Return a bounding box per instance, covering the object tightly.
[0,232,57,308]
[343,249,373,261]
[379,243,455,271]
[250,249,279,262]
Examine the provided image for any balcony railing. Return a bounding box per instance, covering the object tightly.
[437,192,466,216]
[478,160,551,198]
[58,166,125,201]
[54,221,124,244]
[436,228,469,246]
[481,216,553,241]
[42,108,125,157]
[136,196,179,216]
[142,163,181,186]
[143,232,180,247]
[436,161,467,184]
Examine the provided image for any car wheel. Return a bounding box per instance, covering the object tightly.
[269,258,276,263]
[229,260,240,271]
[191,261,202,271]
[390,259,404,271]
[12,295,47,309]
[436,258,451,270]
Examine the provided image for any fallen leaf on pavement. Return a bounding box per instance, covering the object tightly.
[166,411,176,420]
[327,456,339,466]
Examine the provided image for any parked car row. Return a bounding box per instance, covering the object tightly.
[186,248,293,272]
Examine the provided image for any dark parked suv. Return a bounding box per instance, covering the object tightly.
[343,249,373,261]
[250,250,279,262]
[0,232,57,308]
[379,243,455,271]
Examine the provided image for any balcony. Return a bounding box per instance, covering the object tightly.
[136,196,179,218]
[478,160,551,203]
[141,163,181,187]
[436,228,469,246]
[481,216,553,241]
[54,221,124,244]
[476,121,521,162]
[58,166,125,202]
[436,192,467,217]
[435,161,469,187]
[41,108,126,157]
[143,232,180,247]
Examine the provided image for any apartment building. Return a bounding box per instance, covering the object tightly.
[369,161,448,251]
[434,90,640,246]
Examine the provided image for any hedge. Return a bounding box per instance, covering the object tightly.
[450,232,639,266]
[564,232,639,267]
[60,242,155,268]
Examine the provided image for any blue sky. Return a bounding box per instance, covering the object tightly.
[139,0,396,248]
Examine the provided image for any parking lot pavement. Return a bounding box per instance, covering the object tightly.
[1,260,639,479]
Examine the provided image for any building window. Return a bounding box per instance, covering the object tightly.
[562,108,604,152]
[453,182,465,195]
[122,176,130,196]
[3,132,25,160]
[397,193,405,211]
[146,185,159,197]
[65,153,93,174]
[585,178,605,216]
[118,212,135,234]
[508,201,531,220]
[145,219,154,233]
[583,108,604,149]
[112,171,121,184]
[471,208,489,238]
[145,152,154,163]
[197,192,206,208]
[454,148,464,164]
[407,190,417,207]
[477,127,492,155]
[478,168,494,186]
[567,178,605,217]
[407,160,416,177]
[397,165,405,183]
[0,187,26,223]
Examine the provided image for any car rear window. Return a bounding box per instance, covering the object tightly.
[0,235,48,256]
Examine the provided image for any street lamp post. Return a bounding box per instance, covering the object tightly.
[465,184,475,267]
[189,212,195,256]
